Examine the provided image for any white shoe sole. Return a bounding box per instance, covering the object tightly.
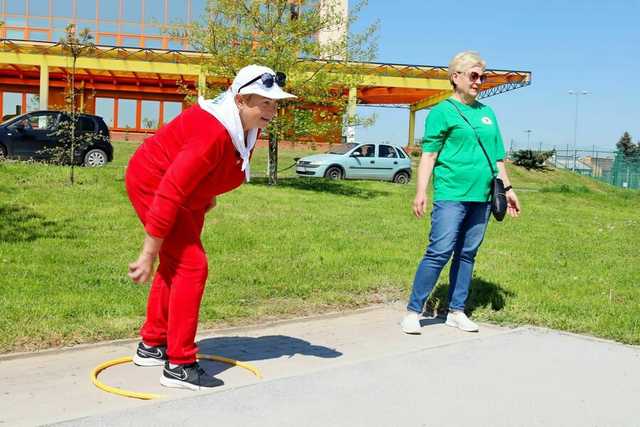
[160,375,203,391]
[133,354,165,367]
[160,375,221,391]
[445,318,479,332]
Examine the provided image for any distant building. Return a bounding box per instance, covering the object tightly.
[0,0,530,143]
[548,154,593,176]
[580,156,614,178]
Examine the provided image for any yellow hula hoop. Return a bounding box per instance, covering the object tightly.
[90,353,262,400]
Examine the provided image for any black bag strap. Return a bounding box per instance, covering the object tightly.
[446,99,496,176]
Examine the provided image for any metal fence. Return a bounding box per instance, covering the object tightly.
[506,146,640,190]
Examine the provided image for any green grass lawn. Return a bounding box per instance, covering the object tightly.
[0,140,639,353]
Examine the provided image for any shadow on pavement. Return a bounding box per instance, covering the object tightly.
[197,335,343,376]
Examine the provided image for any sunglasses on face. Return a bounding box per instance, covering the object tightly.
[465,71,488,83]
[238,72,287,92]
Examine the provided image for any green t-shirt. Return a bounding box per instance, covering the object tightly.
[422,98,506,202]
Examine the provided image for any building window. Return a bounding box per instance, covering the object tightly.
[6,29,26,39]
[7,0,27,14]
[117,99,137,129]
[122,0,142,22]
[141,100,160,129]
[167,0,188,22]
[29,30,49,41]
[143,38,163,49]
[95,97,114,127]
[163,101,182,124]
[144,0,165,25]
[121,36,141,47]
[29,0,50,16]
[76,0,96,20]
[2,92,23,117]
[97,35,117,46]
[27,18,50,28]
[98,1,118,21]
[26,93,40,112]
[52,0,73,17]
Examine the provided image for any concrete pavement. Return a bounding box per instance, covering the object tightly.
[1,304,639,427]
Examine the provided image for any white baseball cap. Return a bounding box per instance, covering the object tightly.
[231,64,297,100]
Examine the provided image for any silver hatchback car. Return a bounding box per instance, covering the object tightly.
[295,142,412,183]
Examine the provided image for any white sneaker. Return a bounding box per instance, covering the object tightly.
[401,311,421,334]
[445,310,479,332]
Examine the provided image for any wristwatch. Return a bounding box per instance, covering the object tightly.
[504,185,513,192]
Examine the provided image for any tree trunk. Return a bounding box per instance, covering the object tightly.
[268,131,278,185]
[70,54,76,185]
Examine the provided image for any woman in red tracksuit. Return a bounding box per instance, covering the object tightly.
[125,65,295,390]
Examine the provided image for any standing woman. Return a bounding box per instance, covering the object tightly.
[126,65,295,389]
[401,51,520,335]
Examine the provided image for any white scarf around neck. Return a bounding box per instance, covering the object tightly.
[198,91,258,182]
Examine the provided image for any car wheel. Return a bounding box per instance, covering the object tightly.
[0,144,6,160]
[83,148,108,167]
[393,171,410,184]
[324,166,343,180]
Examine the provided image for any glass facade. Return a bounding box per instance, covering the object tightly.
[0,0,203,132]
[0,0,205,49]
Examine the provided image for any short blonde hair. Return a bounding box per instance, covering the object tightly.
[448,51,486,87]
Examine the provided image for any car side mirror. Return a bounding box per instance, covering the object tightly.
[351,152,361,157]
[15,122,25,132]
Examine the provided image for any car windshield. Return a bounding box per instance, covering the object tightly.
[1,113,28,126]
[326,143,358,155]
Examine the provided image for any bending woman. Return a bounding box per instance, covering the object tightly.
[125,65,295,389]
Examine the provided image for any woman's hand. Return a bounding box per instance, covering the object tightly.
[128,233,163,284]
[413,193,428,218]
[506,190,521,218]
[128,252,156,284]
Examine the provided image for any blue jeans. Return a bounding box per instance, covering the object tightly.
[407,201,491,313]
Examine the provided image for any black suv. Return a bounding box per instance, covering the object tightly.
[0,110,113,167]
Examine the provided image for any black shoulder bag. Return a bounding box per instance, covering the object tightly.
[446,99,507,221]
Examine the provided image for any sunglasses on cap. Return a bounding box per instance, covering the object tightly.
[464,71,488,84]
[238,72,287,92]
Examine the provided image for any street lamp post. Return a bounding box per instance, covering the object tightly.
[524,129,532,150]
[568,90,589,150]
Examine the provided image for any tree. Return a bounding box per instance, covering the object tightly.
[56,24,96,184]
[616,131,639,160]
[179,0,378,184]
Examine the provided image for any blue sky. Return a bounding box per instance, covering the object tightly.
[352,0,640,151]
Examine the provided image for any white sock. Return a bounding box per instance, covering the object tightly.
[141,342,153,349]
[169,363,179,369]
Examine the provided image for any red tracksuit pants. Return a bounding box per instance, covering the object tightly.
[125,166,208,365]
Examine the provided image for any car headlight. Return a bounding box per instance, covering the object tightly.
[298,161,322,168]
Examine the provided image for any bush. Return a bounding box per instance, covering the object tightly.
[511,149,555,170]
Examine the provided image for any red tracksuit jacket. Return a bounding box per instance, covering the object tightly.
[127,104,247,239]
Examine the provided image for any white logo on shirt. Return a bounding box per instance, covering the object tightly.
[481,116,492,125]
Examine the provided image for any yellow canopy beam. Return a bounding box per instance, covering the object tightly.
[2,52,453,93]
[410,90,454,112]
[2,52,200,76]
